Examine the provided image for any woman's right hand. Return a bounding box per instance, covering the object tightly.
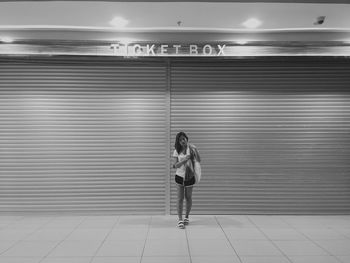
[184,155,191,161]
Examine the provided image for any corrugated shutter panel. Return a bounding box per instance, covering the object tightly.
[170,57,350,215]
[0,57,167,214]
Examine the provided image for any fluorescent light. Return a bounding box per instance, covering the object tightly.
[242,18,262,29]
[236,40,248,45]
[0,37,14,43]
[110,16,129,28]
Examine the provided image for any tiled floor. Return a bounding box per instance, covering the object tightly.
[0,215,350,263]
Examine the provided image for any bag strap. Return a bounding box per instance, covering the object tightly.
[189,144,200,163]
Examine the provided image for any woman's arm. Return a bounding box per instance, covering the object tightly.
[172,156,190,169]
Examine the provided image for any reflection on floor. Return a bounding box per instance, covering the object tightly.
[0,215,350,263]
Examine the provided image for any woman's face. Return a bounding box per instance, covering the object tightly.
[179,135,188,149]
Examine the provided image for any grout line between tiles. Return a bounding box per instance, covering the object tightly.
[246,215,293,263]
[279,216,344,262]
[89,216,121,263]
[0,216,54,258]
[185,221,192,263]
[139,216,152,263]
[214,216,243,263]
[37,215,88,263]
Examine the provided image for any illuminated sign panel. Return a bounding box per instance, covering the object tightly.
[0,42,349,57]
[110,43,227,56]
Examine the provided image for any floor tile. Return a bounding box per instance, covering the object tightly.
[143,239,189,256]
[333,228,350,239]
[92,257,140,263]
[0,229,37,241]
[1,241,58,257]
[0,217,23,224]
[96,240,144,257]
[107,227,148,241]
[65,228,110,241]
[188,238,235,256]
[44,217,85,229]
[216,216,255,228]
[48,240,101,257]
[314,217,349,228]
[332,217,350,228]
[288,255,341,263]
[0,224,9,230]
[315,240,350,255]
[283,216,327,229]
[187,227,227,239]
[273,240,329,256]
[24,228,73,241]
[260,228,308,240]
[150,215,178,228]
[0,257,42,263]
[248,216,291,228]
[188,216,219,227]
[78,217,118,229]
[41,257,92,263]
[8,224,47,231]
[240,256,291,263]
[0,241,17,254]
[337,256,350,263]
[192,255,241,263]
[116,216,151,228]
[298,228,347,240]
[148,227,186,240]
[11,216,52,226]
[230,240,282,256]
[224,227,268,240]
[141,256,191,263]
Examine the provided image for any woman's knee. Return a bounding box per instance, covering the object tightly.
[185,194,192,202]
[177,192,184,204]
[177,187,184,202]
[185,188,193,201]
[178,196,184,203]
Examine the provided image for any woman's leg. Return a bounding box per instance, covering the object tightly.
[177,184,185,220]
[184,186,193,219]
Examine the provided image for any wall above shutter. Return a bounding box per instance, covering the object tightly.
[0,57,168,214]
[170,57,350,215]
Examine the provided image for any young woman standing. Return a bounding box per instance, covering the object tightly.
[172,131,196,229]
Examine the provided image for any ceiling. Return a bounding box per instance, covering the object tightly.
[0,0,349,52]
[0,1,349,31]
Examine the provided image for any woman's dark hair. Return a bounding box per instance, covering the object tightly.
[175,131,188,154]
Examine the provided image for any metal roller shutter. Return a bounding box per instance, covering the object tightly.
[170,57,350,215]
[0,57,168,214]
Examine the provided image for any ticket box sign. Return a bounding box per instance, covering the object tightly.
[110,43,229,56]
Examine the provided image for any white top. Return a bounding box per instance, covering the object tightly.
[173,147,190,178]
